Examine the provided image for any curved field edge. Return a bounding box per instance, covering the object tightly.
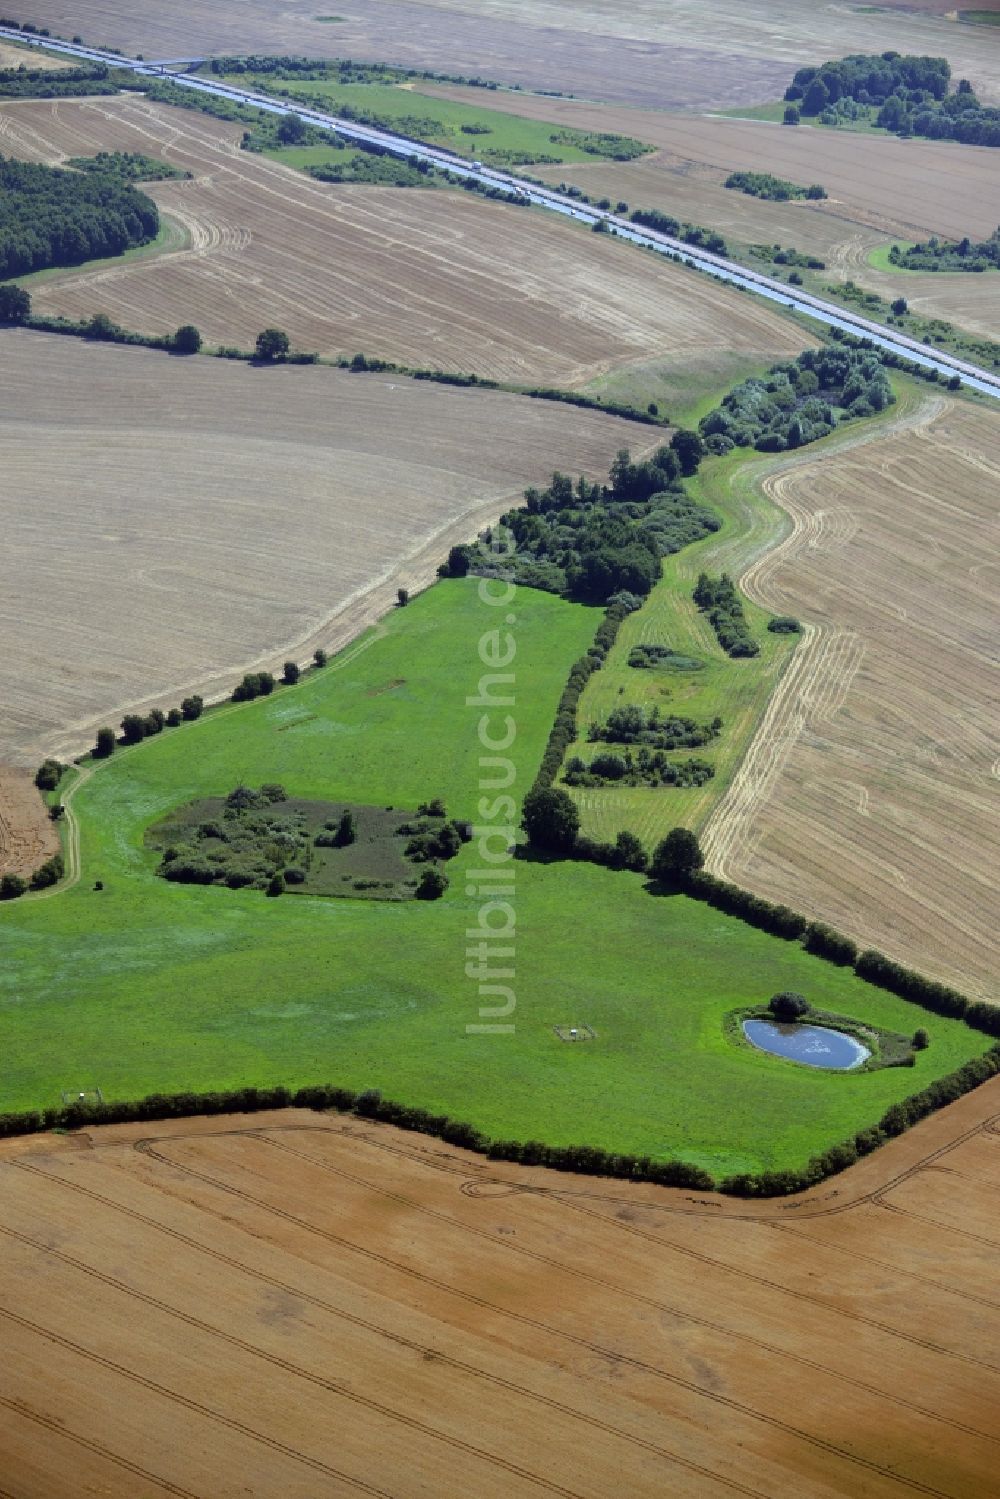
[0,577,991,1178]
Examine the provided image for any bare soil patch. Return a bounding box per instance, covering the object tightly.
[702,396,1000,1003]
[0,96,808,388]
[0,768,59,877]
[0,330,653,767]
[1,1088,999,1496]
[11,0,1000,107]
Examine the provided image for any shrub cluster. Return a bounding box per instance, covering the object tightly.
[724,170,826,201]
[750,242,826,271]
[67,150,191,183]
[588,703,721,750]
[700,344,894,455]
[232,671,275,702]
[627,644,703,672]
[693,573,759,657]
[564,750,714,790]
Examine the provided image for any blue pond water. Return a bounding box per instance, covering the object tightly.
[743,1019,870,1071]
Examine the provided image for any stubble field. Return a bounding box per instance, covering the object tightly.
[429,86,1000,243]
[2,1092,999,1498]
[0,95,809,385]
[10,0,1000,108]
[0,768,59,877]
[701,395,1000,1005]
[0,331,653,768]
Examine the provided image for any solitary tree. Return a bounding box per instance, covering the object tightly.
[313,647,328,668]
[520,786,580,853]
[650,827,704,881]
[34,759,62,792]
[612,830,648,872]
[282,660,300,686]
[94,726,116,758]
[166,707,183,727]
[769,991,810,1022]
[277,113,307,144]
[173,323,202,354]
[912,1027,930,1050]
[397,587,409,607]
[120,714,146,745]
[890,297,908,316]
[0,284,30,323]
[0,872,28,900]
[266,871,285,897]
[415,866,449,899]
[334,809,357,846]
[180,694,204,721]
[255,327,290,361]
[670,427,705,477]
[783,104,800,125]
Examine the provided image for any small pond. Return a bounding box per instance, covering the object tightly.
[743,1019,870,1071]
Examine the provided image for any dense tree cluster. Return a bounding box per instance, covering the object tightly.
[627,644,703,671]
[456,445,717,604]
[785,52,1000,146]
[750,242,826,271]
[700,345,895,455]
[563,750,714,789]
[0,154,159,278]
[724,171,826,201]
[0,62,129,99]
[232,671,275,701]
[693,573,759,658]
[308,148,437,188]
[889,228,1000,272]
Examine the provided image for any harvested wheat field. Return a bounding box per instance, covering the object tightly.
[0,95,810,386]
[0,768,59,878]
[427,84,1000,243]
[0,39,71,68]
[0,330,654,767]
[12,0,1000,108]
[1,1091,999,1498]
[702,395,1000,1005]
[534,158,1000,342]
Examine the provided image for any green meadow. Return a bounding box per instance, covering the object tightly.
[235,74,649,164]
[1,580,988,1174]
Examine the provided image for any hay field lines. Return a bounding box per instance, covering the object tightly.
[13,0,1000,107]
[425,84,1000,243]
[701,394,1000,1004]
[0,96,811,386]
[2,1091,1000,1498]
[0,330,655,767]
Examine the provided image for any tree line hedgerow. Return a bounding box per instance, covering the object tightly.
[693,572,759,658]
[724,171,826,202]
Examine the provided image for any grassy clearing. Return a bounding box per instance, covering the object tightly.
[0,578,987,1173]
[582,355,778,429]
[235,75,649,164]
[565,448,797,848]
[717,102,788,124]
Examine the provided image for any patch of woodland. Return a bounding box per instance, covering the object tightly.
[586,702,722,750]
[563,749,715,790]
[749,242,826,271]
[785,52,1000,146]
[449,438,715,606]
[0,154,159,278]
[147,786,468,899]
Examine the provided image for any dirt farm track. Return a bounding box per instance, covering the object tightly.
[2,1091,1000,1498]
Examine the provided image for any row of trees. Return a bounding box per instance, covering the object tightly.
[693,573,759,658]
[92,695,203,757]
[0,853,64,900]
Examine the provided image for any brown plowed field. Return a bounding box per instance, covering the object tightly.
[0,95,809,387]
[11,0,1000,108]
[701,395,1000,1004]
[428,85,1000,243]
[0,768,59,877]
[2,1087,1000,1498]
[0,330,654,767]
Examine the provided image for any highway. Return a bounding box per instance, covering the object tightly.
[3,24,1000,401]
